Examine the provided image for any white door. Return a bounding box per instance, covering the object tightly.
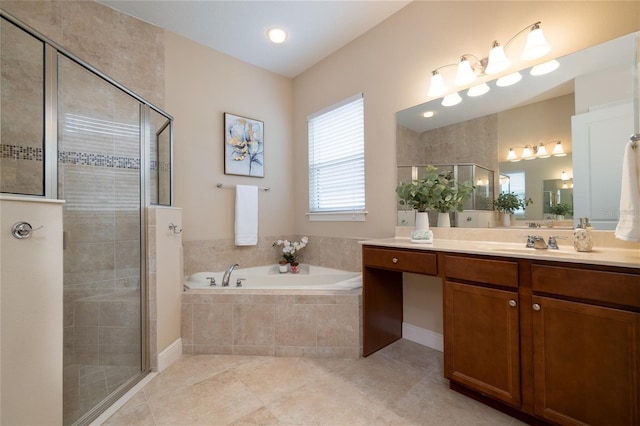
[572,101,634,230]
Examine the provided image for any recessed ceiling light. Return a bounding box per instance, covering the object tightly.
[422,111,434,118]
[267,27,287,44]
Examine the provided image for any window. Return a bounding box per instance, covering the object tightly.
[504,171,527,216]
[307,93,366,221]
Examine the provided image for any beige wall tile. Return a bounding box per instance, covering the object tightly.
[233,304,275,346]
[274,304,316,347]
[316,304,360,348]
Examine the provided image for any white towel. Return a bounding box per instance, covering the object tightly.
[235,184,258,246]
[615,140,640,242]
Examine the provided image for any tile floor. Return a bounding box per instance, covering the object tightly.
[104,339,524,425]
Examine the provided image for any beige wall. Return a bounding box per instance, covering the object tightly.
[165,31,295,244]
[292,1,639,240]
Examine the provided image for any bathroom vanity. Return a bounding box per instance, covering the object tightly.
[361,238,640,426]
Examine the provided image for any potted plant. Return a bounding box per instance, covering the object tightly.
[396,165,474,229]
[273,237,308,273]
[493,192,533,226]
[549,202,571,220]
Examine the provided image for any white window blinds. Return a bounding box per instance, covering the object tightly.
[308,94,365,216]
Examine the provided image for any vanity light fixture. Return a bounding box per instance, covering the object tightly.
[506,140,566,161]
[267,27,287,44]
[426,21,552,101]
[486,21,551,74]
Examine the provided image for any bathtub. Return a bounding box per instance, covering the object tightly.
[185,264,362,291]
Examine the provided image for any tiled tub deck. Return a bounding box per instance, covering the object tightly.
[181,290,362,358]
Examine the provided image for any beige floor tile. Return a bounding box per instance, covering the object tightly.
[229,406,279,426]
[106,339,524,426]
[231,356,327,404]
[103,391,155,425]
[266,373,385,425]
[143,354,256,401]
[146,370,263,425]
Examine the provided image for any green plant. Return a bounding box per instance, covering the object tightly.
[493,192,533,214]
[549,202,571,216]
[396,165,474,213]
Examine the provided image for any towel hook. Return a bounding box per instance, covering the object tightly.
[168,223,182,234]
[631,133,639,150]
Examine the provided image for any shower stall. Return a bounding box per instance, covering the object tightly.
[1,11,172,425]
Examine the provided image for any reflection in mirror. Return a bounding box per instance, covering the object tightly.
[396,31,637,229]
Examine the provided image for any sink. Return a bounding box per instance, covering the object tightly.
[478,245,572,255]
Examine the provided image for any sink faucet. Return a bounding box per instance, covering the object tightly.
[222,263,239,287]
[532,236,548,249]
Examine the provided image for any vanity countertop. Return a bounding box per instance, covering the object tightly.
[361,237,640,269]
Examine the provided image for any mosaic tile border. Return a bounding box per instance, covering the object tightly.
[0,144,173,172]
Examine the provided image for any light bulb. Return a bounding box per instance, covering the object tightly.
[427,71,447,97]
[530,59,560,76]
[454,58,476,86]
[267,27,287,44]
[536,143,550,158]
[561,171,570,180]
[552,141,566,156]
[496,72,522,87]
[521,146,534,160]
[485,41,511,75]
[467,83,490,97]
[521,23,551,61]
[506,148,519,162]
[441,92,462,107]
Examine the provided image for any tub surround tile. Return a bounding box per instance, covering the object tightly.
[182,290,362,358]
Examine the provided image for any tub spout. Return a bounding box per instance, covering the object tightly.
[222,263,239,287]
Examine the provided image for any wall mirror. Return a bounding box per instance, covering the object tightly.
[396,31,638,229]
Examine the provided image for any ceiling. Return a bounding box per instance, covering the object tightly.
[98,0,411,78]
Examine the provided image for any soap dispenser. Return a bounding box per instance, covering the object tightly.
[573,217,593,252]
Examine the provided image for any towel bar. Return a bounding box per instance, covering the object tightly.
[217,183,270,191]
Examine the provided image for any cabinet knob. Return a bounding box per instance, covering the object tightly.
[533,303,541,311]
[509,299,517,307]
[392,257,398,264]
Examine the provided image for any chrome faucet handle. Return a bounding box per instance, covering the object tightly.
[206,277,216,286]
[547,236,567,250]
[236,278,246,287]
[525,235,536,248]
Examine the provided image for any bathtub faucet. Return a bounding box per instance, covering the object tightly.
[222,263,239,287]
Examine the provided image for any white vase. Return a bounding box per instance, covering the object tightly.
[502,212,511,227]
[437,212,451,227]
[415,211,430,231]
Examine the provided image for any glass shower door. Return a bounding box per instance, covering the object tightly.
[58,54,144,425]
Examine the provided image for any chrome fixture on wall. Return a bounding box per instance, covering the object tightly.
[506,140,566,162]
[427,21,554,106]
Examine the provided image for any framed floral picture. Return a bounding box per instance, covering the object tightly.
[223,112,264,177]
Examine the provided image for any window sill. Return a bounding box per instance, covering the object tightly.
[306,211,367,222]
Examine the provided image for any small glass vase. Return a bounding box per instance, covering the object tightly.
[289,263,300,274]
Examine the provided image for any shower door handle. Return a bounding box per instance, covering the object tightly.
[11,221,43,239]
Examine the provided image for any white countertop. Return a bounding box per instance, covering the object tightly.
[361,237,640,269]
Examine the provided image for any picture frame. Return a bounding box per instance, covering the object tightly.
[223,112,264,177]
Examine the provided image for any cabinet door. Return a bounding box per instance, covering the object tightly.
[532,296,640,426]
[444,281,521,407]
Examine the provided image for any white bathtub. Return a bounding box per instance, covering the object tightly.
[185,264,362,291]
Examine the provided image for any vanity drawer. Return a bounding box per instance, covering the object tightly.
[445,255,518,288]
[363,246,438,275]
[531,264,640,309]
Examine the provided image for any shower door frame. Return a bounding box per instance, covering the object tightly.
[1,10,173,425]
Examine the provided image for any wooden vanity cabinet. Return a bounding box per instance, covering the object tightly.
[362,245,640,425]
[530,264,640,426]
[443,255,522,408]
